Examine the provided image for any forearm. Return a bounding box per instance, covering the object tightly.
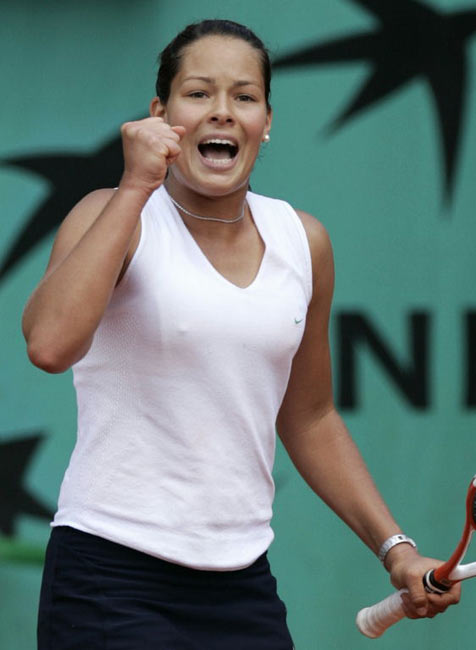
[22,185,150,372]
[278,408,403,556]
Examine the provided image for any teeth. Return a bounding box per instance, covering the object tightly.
[201,138,236,146]
[204,158,234,165]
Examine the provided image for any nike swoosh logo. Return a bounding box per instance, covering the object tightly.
[294,318,304,324]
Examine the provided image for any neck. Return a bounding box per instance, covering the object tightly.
[164,178,249,224]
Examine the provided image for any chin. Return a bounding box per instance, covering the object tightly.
[205,181,249,199]
[185,173,250,198]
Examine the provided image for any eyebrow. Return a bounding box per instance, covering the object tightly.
[182,76,260,88]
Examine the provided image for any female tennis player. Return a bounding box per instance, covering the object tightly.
[23,19,460,649]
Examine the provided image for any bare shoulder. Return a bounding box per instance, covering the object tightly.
[63,188,117,228]
[79,187,116,205]
[295,209,333,271]
[57,187,116,234]
[45,188,117,275]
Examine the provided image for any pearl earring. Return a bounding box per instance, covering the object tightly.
[263,134,270,143]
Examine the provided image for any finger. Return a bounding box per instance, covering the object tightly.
[133,129,180,156]
[145,123,181,144]
[162,139,182,160]
[402,585,461,620]
[145,119,183,142]
[120,121,139,137]
[427,587,461,612]
[403,581,429,617]
[121,118,176,141]
[159,125,183,143]
[400,591,424,619]
[171,125,186,139]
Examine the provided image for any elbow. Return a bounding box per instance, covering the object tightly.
[27,341,72,373]
[23,320,93,373]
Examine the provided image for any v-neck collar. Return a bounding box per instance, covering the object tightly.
[163,188,268,291]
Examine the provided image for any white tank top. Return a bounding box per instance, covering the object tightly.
[53,186,313,570]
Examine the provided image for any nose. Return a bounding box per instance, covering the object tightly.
[208,94,234,125]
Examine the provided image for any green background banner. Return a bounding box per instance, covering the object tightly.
[1,1,475,647]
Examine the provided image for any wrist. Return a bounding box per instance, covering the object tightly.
[118,173,159,201]
[378,534,418,571]
[385,542,420,573]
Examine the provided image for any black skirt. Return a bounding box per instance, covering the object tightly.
[37,526,295,649]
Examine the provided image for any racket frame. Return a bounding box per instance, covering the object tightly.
[356,475,476,638]
[426,476,476,591]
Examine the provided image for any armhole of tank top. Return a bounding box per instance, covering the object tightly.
[283,201,314,305]
[113,198,148,292]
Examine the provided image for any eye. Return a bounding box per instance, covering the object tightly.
[237,94,255,102]
[188,91,208,99]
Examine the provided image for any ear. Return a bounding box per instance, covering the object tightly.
[150,96,167,119]
[263,108,273,141]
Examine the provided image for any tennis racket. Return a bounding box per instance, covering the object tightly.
[356,475,476,638]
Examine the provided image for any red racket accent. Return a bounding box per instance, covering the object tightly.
[429,476,476,590]
[356,476,476,638]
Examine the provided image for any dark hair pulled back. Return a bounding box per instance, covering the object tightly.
[156,19,271,110]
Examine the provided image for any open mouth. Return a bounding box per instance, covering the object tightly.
[198,138,239,163]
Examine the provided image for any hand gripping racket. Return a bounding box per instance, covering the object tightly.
[356,475,476,638]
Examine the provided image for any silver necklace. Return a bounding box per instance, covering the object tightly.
[168,192,246,224]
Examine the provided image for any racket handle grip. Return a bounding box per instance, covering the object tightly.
[355,569,450,638]
[355,589,407,638]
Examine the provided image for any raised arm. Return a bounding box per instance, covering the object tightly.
[22,117,185,373]
[276,211,460,619]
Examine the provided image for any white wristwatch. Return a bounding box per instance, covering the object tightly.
[378,534,417,564]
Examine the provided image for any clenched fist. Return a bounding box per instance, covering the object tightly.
[119,117,186,195]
